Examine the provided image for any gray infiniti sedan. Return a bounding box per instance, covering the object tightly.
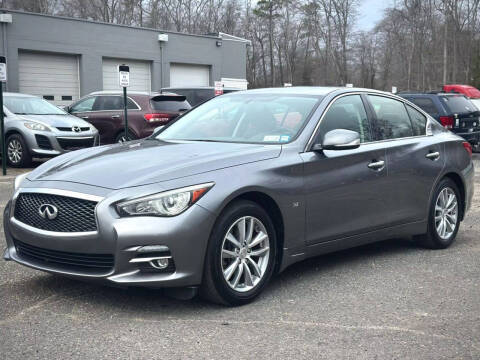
[3,87,474,306]
[2,93,99,167]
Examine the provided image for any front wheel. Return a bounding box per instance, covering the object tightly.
[6,134,32,168]
[200,200,277,306]
[415,178,461,249]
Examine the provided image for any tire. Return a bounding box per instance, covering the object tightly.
[115,130,137,143]
[6,134,32,168]
[200,200,277,306]
[415,178,462,249]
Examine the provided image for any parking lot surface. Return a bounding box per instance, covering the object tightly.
[1,156,479,359]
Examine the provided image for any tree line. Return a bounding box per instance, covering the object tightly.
[2,0,480,91]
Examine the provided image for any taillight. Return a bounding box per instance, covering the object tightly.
[144,113,173,123]
[463,142,472,157]
[439,116,454,129]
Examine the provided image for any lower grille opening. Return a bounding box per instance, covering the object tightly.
[57,137,94,151]
[15,239,114,274]
[35,135,53,150]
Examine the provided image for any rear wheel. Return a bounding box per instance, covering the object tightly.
[415,178,461,249]
[200,200,276,306]
[115,130,137,143]
[6,134,32,168]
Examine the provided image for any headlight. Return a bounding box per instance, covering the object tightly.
[116,182,214,217]
[14,172,30,190]
[23,121,50,131]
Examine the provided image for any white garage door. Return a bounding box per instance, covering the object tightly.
[170,63,210,87]
[103,58,151,92]
[18,51,79,106]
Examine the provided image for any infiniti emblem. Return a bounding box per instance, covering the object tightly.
[38,204,58,220]
[72,126,81,133]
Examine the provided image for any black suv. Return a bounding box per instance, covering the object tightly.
[399,92,480,148]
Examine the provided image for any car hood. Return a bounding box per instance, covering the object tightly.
[16,114,92,129]
[27,139,282,189]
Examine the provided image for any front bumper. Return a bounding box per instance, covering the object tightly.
[23,129,100,157]
[3,186,216,288]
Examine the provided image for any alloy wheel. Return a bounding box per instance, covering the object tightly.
[221,216,270,293]
[434,187,458,240]
[7,139,23,164]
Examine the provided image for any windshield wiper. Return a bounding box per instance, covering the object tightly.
[184,139,220,142]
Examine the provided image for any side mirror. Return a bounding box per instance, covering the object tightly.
[314,129,361,151]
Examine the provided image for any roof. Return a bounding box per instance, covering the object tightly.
[161,86,241,91]
[399,91,466,97]
[0,9,227,41]
[443,84,480,99]
[239,86,342,96]
[89,90,161,96]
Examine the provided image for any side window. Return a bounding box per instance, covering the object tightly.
[410,97,438,116]
[368,95,414,140]
[406,105,427,136]
[318,95,371,143]
[93,96,123,111]
[70,97,96,113]
[127,98,139,110]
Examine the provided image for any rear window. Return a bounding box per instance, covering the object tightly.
[150,96,191,112]
[440,95,477,114]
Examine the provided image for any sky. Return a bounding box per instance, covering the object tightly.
[356,0,392,31]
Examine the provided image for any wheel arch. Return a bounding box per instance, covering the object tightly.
[114,127,139,141]
[220,190,285,274]
[442,172,466,221]
[5,129,24,139]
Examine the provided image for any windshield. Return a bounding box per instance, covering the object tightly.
[440,95,477,114]
[156,94,320,144]
[4,96,66,115]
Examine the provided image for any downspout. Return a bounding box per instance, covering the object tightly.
[2,21,7,91]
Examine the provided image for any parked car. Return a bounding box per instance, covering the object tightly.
[1,93,99,167]
[161,87,241,106]
[399,92,480,149]
[66,91,191,144]
[4,87,474,306]
[443,84,480,110]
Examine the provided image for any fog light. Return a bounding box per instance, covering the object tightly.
[150,258,169,269]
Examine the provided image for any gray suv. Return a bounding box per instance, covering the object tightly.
[2,93,99,167]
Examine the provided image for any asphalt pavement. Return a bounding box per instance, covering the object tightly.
[0,156,479,359]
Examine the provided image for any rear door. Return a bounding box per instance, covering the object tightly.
[301,94,390,244]
[90,95,124,144]
[367,95,444,226]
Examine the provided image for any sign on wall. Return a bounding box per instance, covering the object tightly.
[118,64,130,87]
[0,56,7,82]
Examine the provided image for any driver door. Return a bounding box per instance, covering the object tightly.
[300,94,391,245]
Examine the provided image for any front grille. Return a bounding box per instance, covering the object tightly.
[15,239,113,273]
[56,127,90,132]
[35,135,53,150]
[14,193,97,232]
[57,137,94,150]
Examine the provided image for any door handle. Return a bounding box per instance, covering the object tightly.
[426,151,440,160]
[81,116,89,119]
[111,115,120,119]
[368,160,385,170]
